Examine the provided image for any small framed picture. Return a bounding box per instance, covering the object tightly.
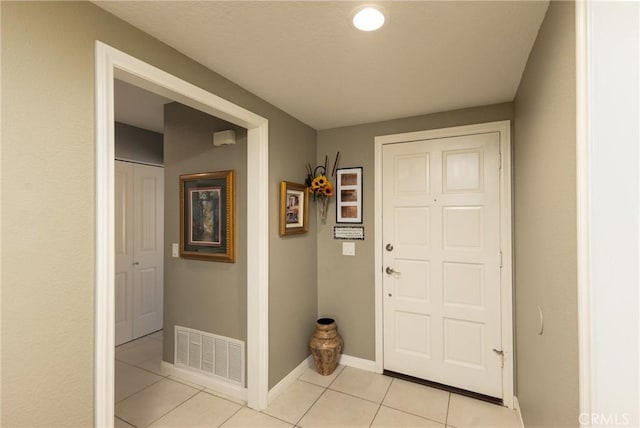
[180,170,235,262]
[279,181,309,236]
[336,167,363,223]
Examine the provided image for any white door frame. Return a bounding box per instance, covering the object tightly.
[95,42,270,426]
[374,120,514,408]
[576,2,640,425]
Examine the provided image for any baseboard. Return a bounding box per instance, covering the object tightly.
[160,361,247,402]
[338,354,377,372]
[268,355,314,403]
[514,396,525,427]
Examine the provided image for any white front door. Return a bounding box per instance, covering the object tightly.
[115,161,164,346]
[382,132,503,398]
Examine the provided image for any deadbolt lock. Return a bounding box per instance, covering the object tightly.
[385,243,394,252]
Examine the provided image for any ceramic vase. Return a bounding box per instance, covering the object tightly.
[309,318,343,375]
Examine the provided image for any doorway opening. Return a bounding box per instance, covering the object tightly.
[112,80,168,347]
[95,42,269,426]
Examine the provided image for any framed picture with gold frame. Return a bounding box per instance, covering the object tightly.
[279,181,309,236]
[180,170,235,262]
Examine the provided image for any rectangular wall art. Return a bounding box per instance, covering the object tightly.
[180,170,235,262]
[336,167,363,223]
[279,181,309,236]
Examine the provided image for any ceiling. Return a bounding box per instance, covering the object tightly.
[100,1,549,131]
[114,79,171,133]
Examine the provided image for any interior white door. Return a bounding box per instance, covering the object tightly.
[114,161,164,346]
[132,163,164,339]
[115,161,134,346]
[382,132,503,398]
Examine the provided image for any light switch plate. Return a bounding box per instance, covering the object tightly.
[342,242,355,256]
[172,243,179,258]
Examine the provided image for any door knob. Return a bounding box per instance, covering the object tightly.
[385,266,400,275]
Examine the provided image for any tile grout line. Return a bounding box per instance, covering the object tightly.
[115,333,165,377]
[287,365,344,426]
[324,367,396,405]
[115,335,205,427]
[381,377,395,403]
[445,391,452,427]
[259,380,311,426]
[200,387,247,406]
[116,342,165,377]
[369,404,382,428]
[133,360,168,378]
[218,402,246,428]
[373,376,450,426]
[115,415,138,428]
[381,402,448,426]
[324,365,345,389]
[289,385,329,427]
[369,377,395,427]
[115,336,156,353]
[115,359,139,369]
[115,376,165,405]
[165,375,207,391]
[296,378,327,388]
[138,388,200,428]
[261,410,300,427]
[325,386,387,406]
[296,376,338,389]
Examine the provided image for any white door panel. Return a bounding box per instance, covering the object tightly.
[395,207,430,247]
[132,163,164,339]
[394,311,431,356]
[383,132,502,398]
[115,162,134,345]
[134,267,160,336]
[115,161,164,346]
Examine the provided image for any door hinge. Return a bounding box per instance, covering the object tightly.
[498,251,503,268]
[498,152,503,170]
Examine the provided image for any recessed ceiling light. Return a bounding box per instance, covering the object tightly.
[352,6,386,32]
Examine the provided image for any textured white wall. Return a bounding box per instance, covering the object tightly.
[585,2,639,426]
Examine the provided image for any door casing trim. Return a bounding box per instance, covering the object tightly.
[373,120,514,408]
[95,41,270,426]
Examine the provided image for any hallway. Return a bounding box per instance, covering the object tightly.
[114,333,520,427]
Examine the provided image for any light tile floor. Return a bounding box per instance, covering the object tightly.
[115,334,521,428]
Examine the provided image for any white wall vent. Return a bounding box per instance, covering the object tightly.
[174,326,245,387]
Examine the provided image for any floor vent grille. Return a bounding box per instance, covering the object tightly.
[174,326,245,387]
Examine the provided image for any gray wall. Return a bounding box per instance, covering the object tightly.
[1,2,316,425]
[316,103,513,360]
[513,2,578,426]
[115,121,164,165]
[163,103,248,363]
[268,115,318,388]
